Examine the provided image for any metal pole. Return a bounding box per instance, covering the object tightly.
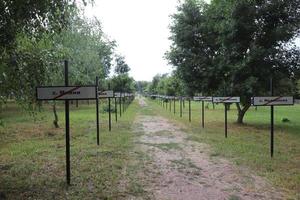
[95,76,100,145]
[180,98,182,117]
[119,94,122,117]
[270,78,274,157]
[202,100,204,128]
[225,104,228,138]
[108,84,111,131]
[123,96,125,113]
[64,60,71,185]
[115,97,118,122]
[189,98,191,122]
[174,98,176,115]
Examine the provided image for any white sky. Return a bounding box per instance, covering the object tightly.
[85,1,300,82]
[84,0,179,81]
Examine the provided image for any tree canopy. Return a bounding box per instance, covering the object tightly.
[167,0,300,123]
[0,2,117,111]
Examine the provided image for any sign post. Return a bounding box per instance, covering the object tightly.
[174,97,176,115]
[202,101,204,128]
[95,77,100,145]
[108,85,112,131]
[119,92,122,117]
[251,95,294,157]
[169,97,171,112]
[213,97,240,138]
[123,94,125,113]
[36,62,98,185]
[189,98,191,122]
[180,97,183,118]
[98,90,114,131]
[114,96,118,122]
[64,61,71,185]
[270,78,274,158]
[193,97,213,128]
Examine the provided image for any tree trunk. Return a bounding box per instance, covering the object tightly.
[87,100,90,105]
[212,103,215,109]
[76,100,79,108]
[53,102,59,128]
[236,103,251,124]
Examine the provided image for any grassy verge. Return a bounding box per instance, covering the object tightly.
[147,98,300,199]
[0,100,141,199]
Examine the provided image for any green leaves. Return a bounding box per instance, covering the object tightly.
[167,0,300,122]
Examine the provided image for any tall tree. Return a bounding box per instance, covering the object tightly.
[167,0,300,123]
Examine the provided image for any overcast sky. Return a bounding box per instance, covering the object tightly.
[84,0,178,81]
[85,1,300,82]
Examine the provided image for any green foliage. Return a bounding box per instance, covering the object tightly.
[109,55,135,93]
[148,73,187,96]
[167,0,300,122]
[114,55,130,75]
[0,2,116,112]
[0,0,73,49]
[110,74,135,93]
[54,14,115,85]
[135,81,150,94]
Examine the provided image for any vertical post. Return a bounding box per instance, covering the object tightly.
[166,99,168,110]
[174,97,176,115]
[119,93,122,117]
[95,76,100,145]
[115,97,118,122]
[202,100,204,128]
[225,104,228,138]
[270,78,274,157]
[169,99,171,112]
[189,98,191,122]
[123,96,125,113]
[180,98,182,117]
[64,60,71,185]
[108,84,111,131]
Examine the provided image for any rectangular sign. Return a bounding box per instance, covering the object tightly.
[36,86,96,100]
[114,92,121,98]
[193,96,213,102]
[213,97,240,103]
[98,90,114,98]
[251,96,294,106]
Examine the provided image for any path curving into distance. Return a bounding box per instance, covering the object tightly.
[132,97,285,200]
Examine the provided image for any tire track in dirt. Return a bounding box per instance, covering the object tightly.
[134,97,285,200]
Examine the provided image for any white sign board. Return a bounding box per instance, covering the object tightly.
[36,86,96,100]
[251,97,294,106]
[193,96,213,102]
[114,92,121,98]
[98,90,114,98]
[213,97,240,103]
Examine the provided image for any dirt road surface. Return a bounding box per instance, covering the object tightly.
[133,97,284,200]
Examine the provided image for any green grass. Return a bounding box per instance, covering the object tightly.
[148,98,300,199]
[1,98,299,199]
[0,100,144,199]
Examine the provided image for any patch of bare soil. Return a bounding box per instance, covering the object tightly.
[134,98,285,200]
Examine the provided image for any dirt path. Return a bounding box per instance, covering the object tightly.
[133,97,284,200]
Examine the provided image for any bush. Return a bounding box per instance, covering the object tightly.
[282,118,291,123]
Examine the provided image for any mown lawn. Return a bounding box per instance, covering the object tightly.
[148,98,300,199]
[0,99,143,199]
